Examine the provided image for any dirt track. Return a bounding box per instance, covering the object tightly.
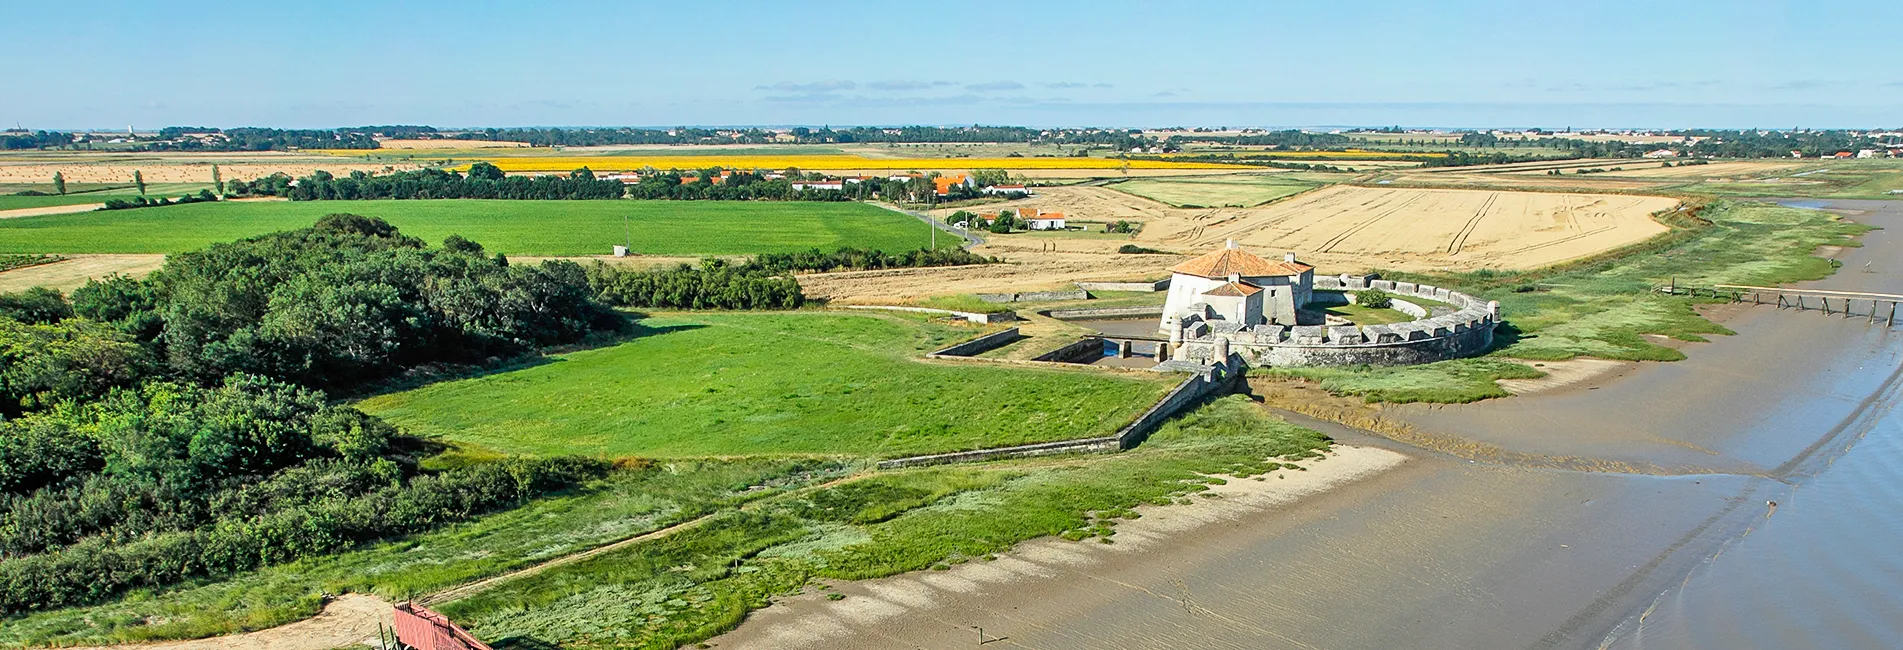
[66,594,392,650]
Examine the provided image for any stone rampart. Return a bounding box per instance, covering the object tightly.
[843,304,1018,324]
[1075,279,1171,292]
[1173,280,1499,367]
[1047,305,1166,319]
[1032,337,1106,364]
[927,327,1022,357]
[1115,358,1241,449]
[978,289,1090,303]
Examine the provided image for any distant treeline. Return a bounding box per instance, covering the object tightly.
[236,165,626,200]
[232,164,988,204]
[745,246,996,274]
[450,125,1155,148]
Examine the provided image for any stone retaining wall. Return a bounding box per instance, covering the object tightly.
[978,289,1090,303]
[843,304,1018,324]
[1115,358,1240,449]
[1076,279,1171,292]
[1047,305,1166,319]
[927,327,1022,357]
[1032,337,1105,364]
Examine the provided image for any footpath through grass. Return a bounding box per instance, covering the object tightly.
[358,312,1177,458]
[0,199,936,256]
[1259,200,1871,403]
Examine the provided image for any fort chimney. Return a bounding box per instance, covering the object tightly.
[1285,251,1297,263]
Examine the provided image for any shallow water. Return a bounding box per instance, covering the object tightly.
[1599,199,1903,649]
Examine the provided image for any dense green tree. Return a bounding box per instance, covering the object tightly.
[133,170,145,196]
[51,172,65,195]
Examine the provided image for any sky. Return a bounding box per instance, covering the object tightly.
[7,0,1901,130]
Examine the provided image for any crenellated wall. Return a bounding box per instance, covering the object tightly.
[1171,276,1498,367]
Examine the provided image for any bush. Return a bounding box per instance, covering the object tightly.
[1118,244,1165,254]
[1353,288,1393,309]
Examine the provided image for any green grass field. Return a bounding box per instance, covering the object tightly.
[1108,175,1320,207]
[1675,160,1903,199]
[358,312,1176,458]
[0,199,938,255]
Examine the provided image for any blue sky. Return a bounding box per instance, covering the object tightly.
[7,0,1900,129]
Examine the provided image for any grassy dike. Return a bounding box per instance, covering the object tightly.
[1256,199,1873,403]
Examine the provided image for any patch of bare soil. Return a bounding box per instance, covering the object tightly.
[66,594,393,650]
[0,254,165,292]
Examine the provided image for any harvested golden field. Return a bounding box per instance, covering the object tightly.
[941,185,1677,275]
[1139,185,1677,271]
[459,154,1248,173]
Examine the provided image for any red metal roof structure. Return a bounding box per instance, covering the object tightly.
[393,602,492,650]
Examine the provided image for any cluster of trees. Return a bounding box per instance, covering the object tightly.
[0,216,629,613]
[587,259,804,310]
[140,126,431,151]
[623,171,854,201]
[100,190,219,211]
[745,246,995,274]
[0,130,72,150]
[0,374,606,612]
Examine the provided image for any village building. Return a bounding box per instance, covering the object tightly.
[1157,241,1313,333]
[1643,149,1679,158]
[983,184,1032,196]
[1024,210,1067,230]
[933,173,973,196]
[791,179,844,191]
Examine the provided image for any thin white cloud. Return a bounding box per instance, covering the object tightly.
[967,81,1025,92]
[754,80,857,92]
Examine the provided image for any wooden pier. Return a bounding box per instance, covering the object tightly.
[1667,284,1903,326]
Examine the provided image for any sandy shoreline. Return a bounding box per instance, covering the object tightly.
[709,444,1408,649]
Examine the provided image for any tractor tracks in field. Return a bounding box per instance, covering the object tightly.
[1444,192,1497,256]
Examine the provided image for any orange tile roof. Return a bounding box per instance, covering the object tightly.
[1031,211,1064,219]
[1169,245,1312,278]
[1201,281,1263,297]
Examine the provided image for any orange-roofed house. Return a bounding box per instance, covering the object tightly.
[1158,240,1314,332]
[934,173,973,196]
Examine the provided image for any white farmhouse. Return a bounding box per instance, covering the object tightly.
[1157,241,1314,333]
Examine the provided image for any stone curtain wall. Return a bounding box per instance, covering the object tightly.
[1032,337,1108,364]
[1115,360,1240,449]
[1175,276,1498,367]
[1046,305,1166,319]
[978,289,1091,303]
[926,327,1023,357]
[1076,279,1171,292]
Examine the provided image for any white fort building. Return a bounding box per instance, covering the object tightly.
[1158,240,1315,334]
